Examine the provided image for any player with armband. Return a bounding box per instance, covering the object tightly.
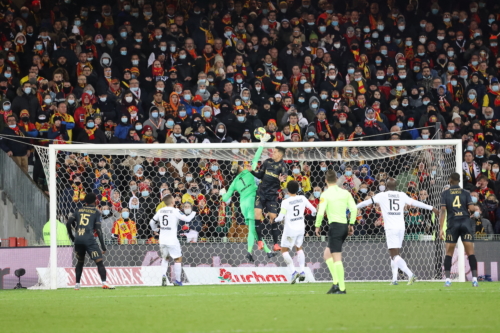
[357,179,439,285]
[150,195,196,286]
[275,181,317,284]
[221,132,277,262]
[251,131,288,251]
[66,193,114,290]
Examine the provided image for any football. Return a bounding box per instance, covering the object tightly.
[253,127,267,140]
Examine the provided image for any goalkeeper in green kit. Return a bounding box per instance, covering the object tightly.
[221,133,276,262]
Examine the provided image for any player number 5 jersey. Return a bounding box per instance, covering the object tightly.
[277,195,317,232]
[150,208,195,245]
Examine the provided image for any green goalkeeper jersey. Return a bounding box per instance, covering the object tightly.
[221,146,264,202]
[222,170,258,201]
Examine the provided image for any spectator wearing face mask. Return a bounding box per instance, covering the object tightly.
[12,81,40,121]
[114,114,133,140]
[143,106,166,141]
[77,116,107,143]
[336,165,361,191]
[112,207,138,244]
[182,182,205,206]
[471,205,494,240]
[282,163,311,193]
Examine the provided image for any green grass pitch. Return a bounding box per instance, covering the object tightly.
[1,282,499,333]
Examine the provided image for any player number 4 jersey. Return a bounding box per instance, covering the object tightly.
[150,208,196,245]
[276,195,317,232]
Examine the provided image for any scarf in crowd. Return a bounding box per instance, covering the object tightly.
[358,57,370,79]
[438,95,451,113]
[72,184,86,202]
[289,123,301,140]
[0,109,12,123]
[488,88,500,106]
[368,15,378,29]
[225,34,238,48]
[50,124,67,144]
[463,161,481,183]
[290,75,300,94]
[9,124,25,136]
[315,119,333,140]
[199,27,214,45]
[447,82,464,103]
[85,126,97,140]
[186,48,197,59]
[153,100,168,109]
[233,63,247,77]
[142,134,154,143]
[404,46,414,60]
[469,96,479,108]
[76,62,92,77]
[7,58,19,74]
[468,62,479,72]
[352,49,360,62]
[348,129,365,140]
[364,119,383,131]
[343,92,356,107]
[152,64,164,77]
[332,97,342,111]
[301,64,315,82]
[102,14,114,29]
[357,80,366,94]
[203,52,215,73]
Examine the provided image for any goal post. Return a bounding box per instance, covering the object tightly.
[42,139,464,288]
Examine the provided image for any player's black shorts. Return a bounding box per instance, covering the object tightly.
[74,242,103,261]
[446,218,474,243]
[255,194,279,215]
[328,223,348,253]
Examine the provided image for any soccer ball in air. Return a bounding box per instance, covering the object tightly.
[254,127,267,140]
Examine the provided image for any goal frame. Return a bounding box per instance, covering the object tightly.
[48,139,464,289]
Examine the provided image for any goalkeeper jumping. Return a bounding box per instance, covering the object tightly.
[221,133,277,262]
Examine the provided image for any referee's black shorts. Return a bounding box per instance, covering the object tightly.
[328,222,348,253]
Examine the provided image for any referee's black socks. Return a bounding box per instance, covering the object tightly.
[271,223,279,245]
[468,255,478,278]
[444,255,452,278]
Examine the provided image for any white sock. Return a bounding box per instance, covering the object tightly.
[391,259,398,282]
[174,263,182,282]
[446,278,451,283]
[282,251,296,275]
[472,277,478,282]
[296,250,305,271]
[394,256,413,278]
[161,258,169,276]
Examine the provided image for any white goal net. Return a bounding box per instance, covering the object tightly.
[35,140,466,288]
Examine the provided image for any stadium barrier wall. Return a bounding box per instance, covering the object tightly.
[0,152,49,243]
[1,241,498,289]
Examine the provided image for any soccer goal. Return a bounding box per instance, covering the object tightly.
[34,139,466,289]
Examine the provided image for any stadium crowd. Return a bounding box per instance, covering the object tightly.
[0,0,499,243]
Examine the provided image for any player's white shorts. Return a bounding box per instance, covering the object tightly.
[280,229,304,249]
[160,244,182,259]
[385,229,405,249]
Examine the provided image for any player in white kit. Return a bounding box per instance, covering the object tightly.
[150,195,196,286]
[356,179,438,285]
[275,181,317,284]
